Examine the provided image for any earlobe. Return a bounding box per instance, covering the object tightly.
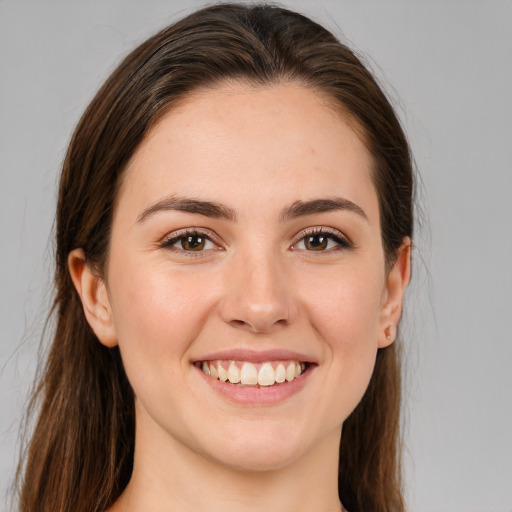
[378,238,411,348]
[68,249,118,347]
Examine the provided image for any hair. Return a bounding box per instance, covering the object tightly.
[16,3,413,512]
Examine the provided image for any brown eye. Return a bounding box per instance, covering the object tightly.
[180,235,206,251]
[162,231,216,253]
[293,230,352,252]
[304,234,328,251]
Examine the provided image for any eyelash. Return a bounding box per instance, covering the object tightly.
[159,226,353,256]
[160,228,221,256]
[291,227,353,253]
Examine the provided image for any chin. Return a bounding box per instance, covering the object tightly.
[197,422,314,472]
[212,446,302,473]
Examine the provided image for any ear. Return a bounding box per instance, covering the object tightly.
[378,238,411,348]
[68,248,118,347]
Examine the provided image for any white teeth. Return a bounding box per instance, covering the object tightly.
[240,362,258,385]
[285,362,296,382]
[217,363,228,382]
[258,363,275,386]
[209,362,218,379]
[227,361,241,383]
[275,363,286,383]
[201,360,307,386]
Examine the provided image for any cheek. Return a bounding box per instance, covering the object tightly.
[107,262,215,383]
[302,263,384,348]
[299,263,384,399]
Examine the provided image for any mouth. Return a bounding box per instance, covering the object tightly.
[194,359,312,387]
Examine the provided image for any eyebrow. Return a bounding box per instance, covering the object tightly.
[136,196,237,223]
[280,198,368,222]
[136,195,367,223]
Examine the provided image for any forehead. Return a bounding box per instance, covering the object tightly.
[117,82,379,224]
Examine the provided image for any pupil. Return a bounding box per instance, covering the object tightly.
[183,236,204,250]
[307,235,327,250]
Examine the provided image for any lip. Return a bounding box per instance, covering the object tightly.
[193,348,317,365]
[194,363,315,405]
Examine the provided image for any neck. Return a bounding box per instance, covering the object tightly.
[113,412,343,512]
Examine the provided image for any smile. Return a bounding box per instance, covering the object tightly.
[197,360,307,387]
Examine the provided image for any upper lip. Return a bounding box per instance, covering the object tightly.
[193,348,317,364]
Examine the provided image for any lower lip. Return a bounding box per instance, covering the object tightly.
[194,364,314,405]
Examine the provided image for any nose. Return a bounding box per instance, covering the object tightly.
[219,249,296,334]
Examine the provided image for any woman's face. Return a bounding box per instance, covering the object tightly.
[84,82,408,471]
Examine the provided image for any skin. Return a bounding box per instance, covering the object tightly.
[69,82,410,512]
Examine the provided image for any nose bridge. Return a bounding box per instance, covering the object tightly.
[220,243,294,332]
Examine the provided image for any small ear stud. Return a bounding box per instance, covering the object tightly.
[385,326,392,341]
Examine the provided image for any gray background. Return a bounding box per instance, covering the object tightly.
[1,1,511,511]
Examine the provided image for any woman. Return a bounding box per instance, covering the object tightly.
[16,3,413,512]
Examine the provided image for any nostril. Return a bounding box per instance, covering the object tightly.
[228,317,288,333]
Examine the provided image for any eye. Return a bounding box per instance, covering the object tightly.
[160,229,219,254]
[292,228,352,252]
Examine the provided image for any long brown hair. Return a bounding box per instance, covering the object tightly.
[16,4,413,511]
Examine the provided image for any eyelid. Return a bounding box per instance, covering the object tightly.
[291,226,353,250]
[160,227,224,252]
